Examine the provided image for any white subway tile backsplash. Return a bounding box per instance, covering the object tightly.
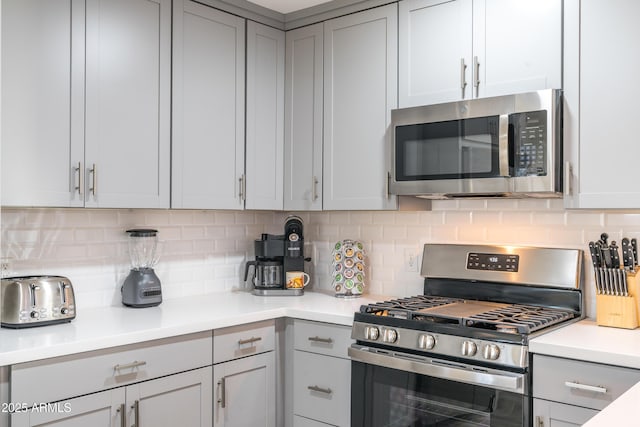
[4,202,640,319]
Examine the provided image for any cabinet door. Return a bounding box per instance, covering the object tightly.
[214,351,275,427]
[84,0,170,208]
[1,0,85,207]
[246,21,285,210]
[172,0,245,209]
[476,0,562,98]
[398,0,472,107]
[564,0,640,208]
[533,398,598,427]
[127,366,212,427]
[323,4,398,210]
[11,388,125,427]
[293,351,350,427]
[284,23,324,211]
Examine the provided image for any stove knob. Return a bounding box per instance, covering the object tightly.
[418,334,435,350]
[461,341,477,357]
[383,328,398,343]
[483,344,501,360]
[365,326,380,341]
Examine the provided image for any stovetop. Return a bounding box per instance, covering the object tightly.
[358,295,575,335]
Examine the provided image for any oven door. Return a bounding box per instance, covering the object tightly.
[350,345,529,427]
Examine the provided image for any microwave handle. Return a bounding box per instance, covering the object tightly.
[498,114,510,177]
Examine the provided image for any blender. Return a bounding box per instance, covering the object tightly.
[121,229,162,307]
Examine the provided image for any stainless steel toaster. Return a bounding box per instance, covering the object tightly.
[1,275,76,328]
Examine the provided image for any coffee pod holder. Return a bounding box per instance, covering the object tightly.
[595,267,640,329]
[331,240,366,298]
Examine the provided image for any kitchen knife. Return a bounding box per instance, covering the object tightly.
[622,270,629,296]
[588,241,602,269]
[622,238,632,270]
[610,241,621,269]
[601,244,613,269]
[600,232,609,247]
[632,238,638,269]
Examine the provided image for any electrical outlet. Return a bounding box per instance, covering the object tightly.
[1,258,12,278]
[404,249,419,273]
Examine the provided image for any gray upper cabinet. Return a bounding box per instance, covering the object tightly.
[172,0,245,209]
[245,21,285,210]
[398,0,562,107]
[564,0,640,208]
[1,0,84,207]
[84,0,171,208]
[323,4,398,211]
[1,0,171,209]
[284,23,324,211]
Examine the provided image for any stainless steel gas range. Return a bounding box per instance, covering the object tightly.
[350,244,583,427]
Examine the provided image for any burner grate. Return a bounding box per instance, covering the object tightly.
[359,295,575,334]
[360,295,460,319]
[465,305,574,334]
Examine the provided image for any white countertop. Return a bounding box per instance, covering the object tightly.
[529,319,640,368]
[0,290,382,366]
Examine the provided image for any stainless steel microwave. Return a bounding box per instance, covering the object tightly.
[390,89,562,199]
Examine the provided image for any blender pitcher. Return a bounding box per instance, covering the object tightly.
[121,229,162,307]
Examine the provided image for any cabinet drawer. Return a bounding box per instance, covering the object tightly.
[533,354,640,410]
[213,319,275,363]
[293,319,353,359]
[293,350,350,427]
[10,331,212,405]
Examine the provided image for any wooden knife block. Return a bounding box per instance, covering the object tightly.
[596,269,640,329]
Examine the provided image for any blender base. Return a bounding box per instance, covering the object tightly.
[252,288,304,296]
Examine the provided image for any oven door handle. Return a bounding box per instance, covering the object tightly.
[348,345,525,394]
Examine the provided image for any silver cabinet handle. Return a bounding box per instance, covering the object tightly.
[307,385,332,395]
[311,176,319,201]
[308,336,333,344]
[564,381,607,394]
[460,57,467,98]
[88,163,97,196]
[473,56,480,97]
[114,360,146,372]
[116,403,125,427]
[217,378,226,408]
[238,174,246,201]
[535,415,544,427]
[72,161,82,196]
[238,336,262,345]
[130,400,139,427]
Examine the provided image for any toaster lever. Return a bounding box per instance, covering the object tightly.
[59,281,67,304]
[30,283,40,307]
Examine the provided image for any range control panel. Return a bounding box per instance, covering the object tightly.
[467,252,519,272]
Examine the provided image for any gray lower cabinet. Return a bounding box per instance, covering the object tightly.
[213,320,276,427]
[532,354,640,426]
[8,332,213,427]
[292,319,354,427]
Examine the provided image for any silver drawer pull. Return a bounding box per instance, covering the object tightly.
[238,336,262,345]
[114,360,147,372]
[564,381,608,394]
[308,385,332,395]
[308,336,333,344]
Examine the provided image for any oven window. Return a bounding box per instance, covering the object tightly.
[395,116,500,181]
[352,361,527,427]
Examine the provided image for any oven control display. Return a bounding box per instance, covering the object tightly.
[466,253,519,272]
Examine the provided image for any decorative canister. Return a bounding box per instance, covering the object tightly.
[331,240,366,297]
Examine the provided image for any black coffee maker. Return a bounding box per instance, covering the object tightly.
[244,216,308,296]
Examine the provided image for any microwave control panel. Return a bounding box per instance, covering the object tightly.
[511,110,547,176]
